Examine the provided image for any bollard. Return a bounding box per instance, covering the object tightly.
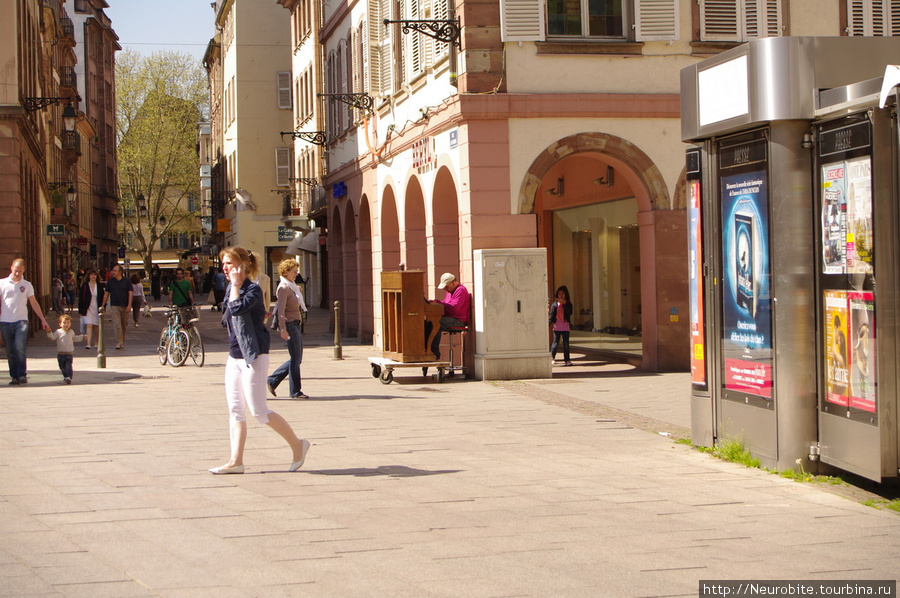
[333,300,343,360]
[97,307,106,368]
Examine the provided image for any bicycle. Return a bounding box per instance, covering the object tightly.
[183,305,205,367]
[157,306,200,367]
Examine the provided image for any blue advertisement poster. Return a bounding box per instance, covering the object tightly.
[721,170,773,398]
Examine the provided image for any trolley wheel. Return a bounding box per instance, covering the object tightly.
[379,369,394,384]
[437,368,445,383]
[371,364,382,378]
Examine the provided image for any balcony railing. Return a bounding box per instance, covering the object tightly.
[60,16,74,36]
[62,130,81,152]
[59,66,76,89]
[281,190,310,218]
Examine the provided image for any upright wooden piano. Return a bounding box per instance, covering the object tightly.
[381,270,442,362]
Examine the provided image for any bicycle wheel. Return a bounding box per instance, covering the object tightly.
[188,326,205,367]
[158,329,169,365]
[166,328,190,367]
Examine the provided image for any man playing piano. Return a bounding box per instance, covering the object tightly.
[425,273,470,360]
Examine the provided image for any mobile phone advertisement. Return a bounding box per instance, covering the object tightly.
[721,171,773,399]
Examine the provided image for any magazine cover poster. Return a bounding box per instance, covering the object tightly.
[848,291,876,413]
[824,290,850,407]
[845,157,873,274]
[721,171,772,398]
[821,162,846,274]
[688,180,706,386]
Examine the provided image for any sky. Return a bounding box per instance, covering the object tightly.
[104,0,217,62]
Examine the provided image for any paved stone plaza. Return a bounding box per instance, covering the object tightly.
[1,304,897,597]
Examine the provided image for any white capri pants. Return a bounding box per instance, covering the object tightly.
[225,354,272,424]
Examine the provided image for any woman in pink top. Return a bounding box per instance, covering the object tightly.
[548,285,573,366]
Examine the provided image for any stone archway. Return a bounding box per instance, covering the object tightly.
[517,133,669,216]
[519,132,687,372]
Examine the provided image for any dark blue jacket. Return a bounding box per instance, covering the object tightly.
[224,279,270,364]
[548,300,573,325]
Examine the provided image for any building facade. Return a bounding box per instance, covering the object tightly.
[306,0,896,372]
[70,0,119,273]
[204,0,295,298]
[0,0,83,307]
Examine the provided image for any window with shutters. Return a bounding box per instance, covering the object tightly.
[275,147,292,187]
[277,72,292,110]
[501,0,678,43]
[547,0,625,38]
[699,0,783,42]
[846,0,900,35]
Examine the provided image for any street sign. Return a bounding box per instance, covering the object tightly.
[190,255,199,265]
[46,224,65,236]
[278,226,295,242]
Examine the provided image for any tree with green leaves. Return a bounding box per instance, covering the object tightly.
[116,49,208,273]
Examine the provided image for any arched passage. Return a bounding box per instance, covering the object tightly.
[342,203,358,337]
[358,196,374,343]
[403,177,427,272]
[520,132,686,371]
[430,166,460,292]
[329,204,345,332]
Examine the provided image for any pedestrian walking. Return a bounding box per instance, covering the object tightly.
[168,268,194,308]
[0,258,51,385]
[130,273,146,327]
[51,277,64,313]
[549,285,573,366]
[47,314,84,384]
[267,259,308,399]
[65,272,76,311]
[101,265,133,350]
[212,267,226,311]
[78,269,103,349]
[151,265,161,301]
[208,246,310,475]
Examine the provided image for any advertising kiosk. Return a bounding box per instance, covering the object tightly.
[681,37,899,481]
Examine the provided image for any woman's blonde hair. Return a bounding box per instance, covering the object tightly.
[219,246,259,280]
[277,258,299,277]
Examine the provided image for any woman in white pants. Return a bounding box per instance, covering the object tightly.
[208,246,310,475]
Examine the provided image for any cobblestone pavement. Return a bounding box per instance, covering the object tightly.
[1,301,897,597]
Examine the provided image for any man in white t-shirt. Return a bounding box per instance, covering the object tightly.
[0,259,51,385]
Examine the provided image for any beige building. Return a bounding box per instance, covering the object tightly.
[295,0,895,374]
[204,0,295,295]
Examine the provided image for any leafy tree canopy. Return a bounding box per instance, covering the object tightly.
[116,50,208,271]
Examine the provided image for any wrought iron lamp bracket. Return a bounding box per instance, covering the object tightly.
[383,18,461,47]
[280,131,327,146]
[317,93,375,113]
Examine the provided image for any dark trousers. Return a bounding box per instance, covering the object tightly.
[550,330,570,362]
[268,321,303,397]
[424,316,466,360]
[57,354,74,379]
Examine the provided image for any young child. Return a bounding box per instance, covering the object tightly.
[47,314,84,384]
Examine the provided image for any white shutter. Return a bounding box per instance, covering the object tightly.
[275,147,291,186]
[362,19,371,93]
[635,0,679,41]
[763,0,782,36]
[406,0,424,80]
[431,0,449,61]
[367,0,382,96]
[277,71,292,109]
[891,0,900,34]
[848,0,900,35]
[500,0,546,42]
[379,0,394,95]
[744,0,781,39]
[700,0,739,41]
[339,39,349,132]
